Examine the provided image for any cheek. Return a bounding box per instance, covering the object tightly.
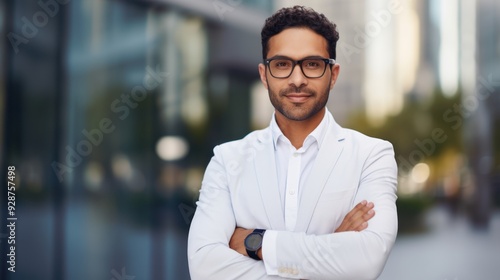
[320,75,333,91]
[313,79,332,93]
[267,80,285,94]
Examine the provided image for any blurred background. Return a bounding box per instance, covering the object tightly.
[0,0,499,279]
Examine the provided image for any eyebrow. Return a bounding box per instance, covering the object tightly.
[267,55,327,60]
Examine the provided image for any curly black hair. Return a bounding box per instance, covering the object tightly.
[261,6,339,60]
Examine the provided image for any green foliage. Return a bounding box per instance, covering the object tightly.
[346,88,463,163]
[396,196,433,233]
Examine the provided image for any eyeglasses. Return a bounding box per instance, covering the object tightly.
[264,57,335,79]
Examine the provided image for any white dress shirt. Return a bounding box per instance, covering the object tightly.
[263,109,329,274]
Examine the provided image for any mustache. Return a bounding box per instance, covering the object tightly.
[279,85,315,96]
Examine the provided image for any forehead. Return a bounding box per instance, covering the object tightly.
[267,27,329,59]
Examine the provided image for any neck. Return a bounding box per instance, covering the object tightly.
[275,108,326,149]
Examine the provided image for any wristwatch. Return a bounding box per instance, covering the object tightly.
[244,229,266,260]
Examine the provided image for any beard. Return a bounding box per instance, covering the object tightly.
[268,84,330,121]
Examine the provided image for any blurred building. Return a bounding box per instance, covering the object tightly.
[1,0,272,279]
[466,0,500,226]
[414,0,500,225]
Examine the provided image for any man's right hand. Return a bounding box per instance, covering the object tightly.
[334,200,375,232]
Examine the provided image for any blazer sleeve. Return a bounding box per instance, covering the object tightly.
[187,145,285,280]
[266,140,398,280]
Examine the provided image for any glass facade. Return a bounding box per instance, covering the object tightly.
[1,0,270,279]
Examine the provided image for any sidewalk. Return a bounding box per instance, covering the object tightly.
[379,205,500,280]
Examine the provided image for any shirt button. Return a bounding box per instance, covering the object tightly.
[293,153,299,157]
[289,189,295,195]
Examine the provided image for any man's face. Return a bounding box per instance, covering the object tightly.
[258,27,340,122]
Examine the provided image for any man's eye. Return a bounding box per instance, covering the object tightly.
[304,61,321,68]
[274,61,291,68]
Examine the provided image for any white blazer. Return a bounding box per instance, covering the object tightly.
[188,113,398,280]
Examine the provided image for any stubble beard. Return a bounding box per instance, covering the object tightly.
[268,85,330,121]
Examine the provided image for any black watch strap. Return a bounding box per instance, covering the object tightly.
[246,229,266,260]
[247,249,260,261]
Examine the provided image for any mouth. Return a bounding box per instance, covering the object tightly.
[285,94,312,103]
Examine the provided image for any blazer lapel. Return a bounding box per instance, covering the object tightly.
[295,119,346,232]
[253,129,286,230]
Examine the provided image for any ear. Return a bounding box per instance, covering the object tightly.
[329,63,340,90]
[258,63,269,90]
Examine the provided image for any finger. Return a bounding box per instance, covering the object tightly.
[346,202,373,223]
[356,222,368,231]
[344,200,367,220]
[345,204,375,230]
[334,201,375,232]
[364,209,375,220]
[354,210,375,231]
[355,207,375,224]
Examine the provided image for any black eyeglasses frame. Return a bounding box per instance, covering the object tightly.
[263,57,336,79]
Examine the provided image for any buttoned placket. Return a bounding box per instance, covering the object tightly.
[284,148,303,231]
[262,111,329,276]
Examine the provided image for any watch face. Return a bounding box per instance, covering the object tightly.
[244,233,263,251]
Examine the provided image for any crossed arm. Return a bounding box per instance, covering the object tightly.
[189,192,390,279]
[229,200,376,261]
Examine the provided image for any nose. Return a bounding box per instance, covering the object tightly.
[288,63,307,88]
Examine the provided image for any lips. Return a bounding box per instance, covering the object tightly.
[285,94,312,103]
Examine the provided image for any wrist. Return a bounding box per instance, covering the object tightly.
[244,229,266,260]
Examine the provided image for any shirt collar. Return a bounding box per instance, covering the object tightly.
[270,108,330,151]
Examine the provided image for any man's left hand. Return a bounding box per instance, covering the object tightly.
[335,200,375,232]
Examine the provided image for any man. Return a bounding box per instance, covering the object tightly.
[188,6,397,279]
